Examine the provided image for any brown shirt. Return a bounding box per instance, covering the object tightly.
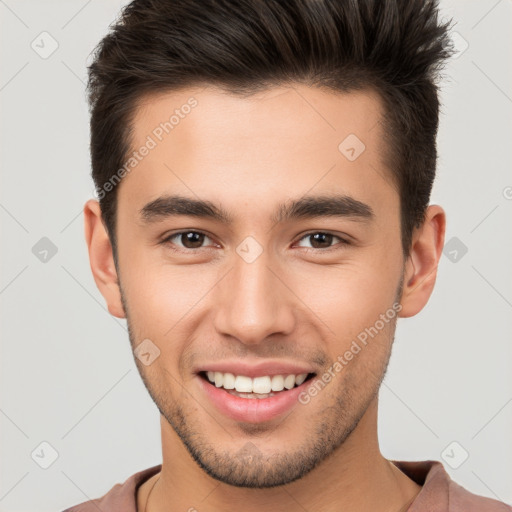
[62,460,511,511]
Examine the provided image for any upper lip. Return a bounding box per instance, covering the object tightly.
[195,360,317,378]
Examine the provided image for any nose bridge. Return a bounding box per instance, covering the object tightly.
[212,247,295,344]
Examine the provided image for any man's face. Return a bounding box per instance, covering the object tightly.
[114,85,404,487]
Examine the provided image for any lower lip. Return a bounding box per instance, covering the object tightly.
[197,374,311,423]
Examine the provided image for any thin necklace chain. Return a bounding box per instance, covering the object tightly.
[143,475,160,512]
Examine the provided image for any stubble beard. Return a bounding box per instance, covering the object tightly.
[118,274,403,488]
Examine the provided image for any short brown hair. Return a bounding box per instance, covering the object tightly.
[87,0,454,262]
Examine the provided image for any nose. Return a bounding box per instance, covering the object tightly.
[212,248,296,346]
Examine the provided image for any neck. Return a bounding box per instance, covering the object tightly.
[140,399,422,512]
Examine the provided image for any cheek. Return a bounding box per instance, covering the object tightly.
[120,255,217,341]
[291,256,402,339]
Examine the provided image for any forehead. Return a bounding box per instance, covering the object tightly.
[131,84,386,154]
[119,84,396,222]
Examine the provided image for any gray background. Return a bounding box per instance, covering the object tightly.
[1,0,511,510]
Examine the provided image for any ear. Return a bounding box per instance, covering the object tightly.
[83,199,126,319]
[399,205,446,318]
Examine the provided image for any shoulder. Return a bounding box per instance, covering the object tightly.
[392,459,511,511]
[448,478,512,512]
[61,464,162,512]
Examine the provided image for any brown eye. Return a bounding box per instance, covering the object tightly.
[296,232,345,250]
[310,233,334,249]
[180,232,205,248]
[163,231,213,250]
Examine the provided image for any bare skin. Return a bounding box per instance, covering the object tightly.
[84,84,445,512]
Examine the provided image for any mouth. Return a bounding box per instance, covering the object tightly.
[195,363,318,423]
[198,370,316,399]
[197,369,317,423]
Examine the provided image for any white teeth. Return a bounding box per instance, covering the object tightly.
[295,373,307,386]
[234,375,253,393]
[283,375,296,390]
[204,371,310,393]
[271,375,284,391]
[252,376,272,394]
[222,372,235,389]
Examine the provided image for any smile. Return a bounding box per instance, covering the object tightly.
[203,371,314,398]
[198,370,317,423]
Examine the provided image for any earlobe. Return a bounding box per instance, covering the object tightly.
[399,205,446,318]
[83,199,126,319]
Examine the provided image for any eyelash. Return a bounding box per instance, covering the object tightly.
[160,230,349,254]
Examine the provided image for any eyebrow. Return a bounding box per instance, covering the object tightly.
[139,194,374,225]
